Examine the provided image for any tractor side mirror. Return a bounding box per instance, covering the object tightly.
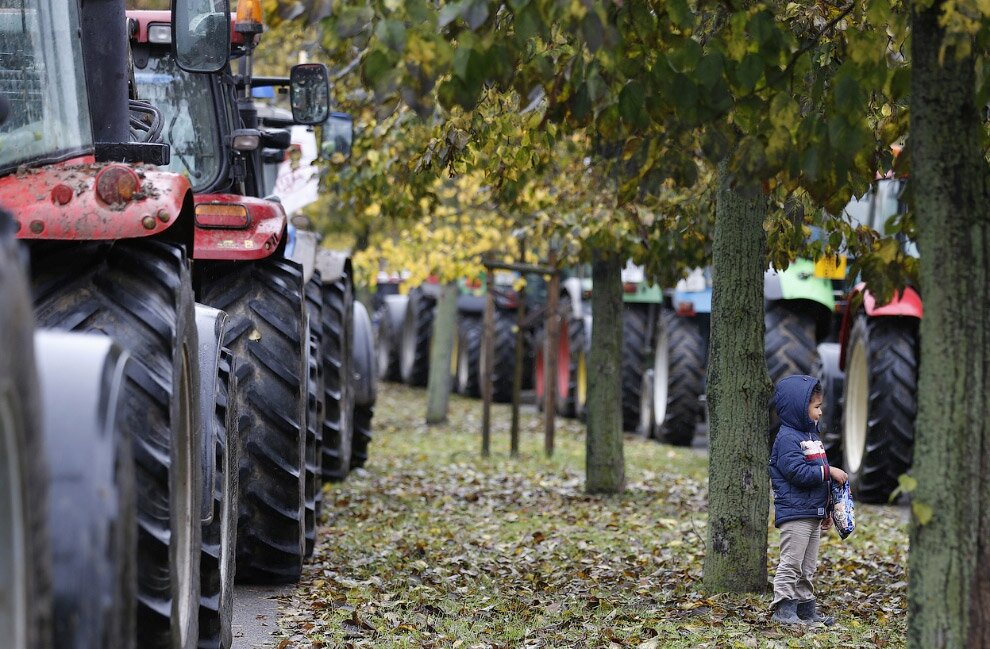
[320,112,353,162]
[172,0,230,73]
[260,129,292,150]
[289,63,330,126]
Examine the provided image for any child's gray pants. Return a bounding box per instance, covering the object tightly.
[771,518,821,609]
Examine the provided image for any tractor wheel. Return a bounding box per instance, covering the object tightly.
[765,301,819,441]
[654,310,706,446]
[764,302,819,382]
[0,219,50,649]
[375,295,406,383]
[197,349,238,649]
[636,369,655,438]
[303,275,325,557]
[485,308,518,403]
[456,316,483,397]
[399,287,436,387]
[350,302,377,469]
[321,276,353,484]
[842,315,918,504]
[813,342,844,467]
[621,305,649,432]
[198,257,306,584]
[31,240,202,649]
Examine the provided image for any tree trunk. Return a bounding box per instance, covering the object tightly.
[909,7,990,647]
[586,250,625,494]
[702,163,772,593]
[425,282,458,424]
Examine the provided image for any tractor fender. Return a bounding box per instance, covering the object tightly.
[192,194,286,261]
[315,248,352,285]
[34,330,136,649]
[193,304,228,524]
[351,301,377,407]
[764,259,836,311]
[837,283,923,370]
[288,230,320,283]
[2,156,193,241]
[457,294,486,315]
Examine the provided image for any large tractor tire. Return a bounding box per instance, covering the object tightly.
[197,349,238,649]
[375,294,407,383]
[764,302,819,382]
[198,258,306,584]
[399,287,436,387]
[303,275,325,557]
[813,342,844,466]
[621,305,650,432]
[654,310,707,446]
[455,316,482,397]
[351,301,377,470]
[842,315,918,504]
[0,218,51,649]
[36,332,137,649]
[31,240,202,649]
[485,308,518,403]
[320,276,353,484]
[765,301,819,442]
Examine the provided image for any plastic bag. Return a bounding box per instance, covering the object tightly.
[830,481,856,539]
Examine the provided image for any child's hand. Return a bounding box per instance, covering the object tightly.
[821,517,833,531]
[831,467,848,485]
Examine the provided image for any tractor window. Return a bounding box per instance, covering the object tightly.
[134,49,222,191]
[0,0,92,173]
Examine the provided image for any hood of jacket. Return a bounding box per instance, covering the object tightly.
[773,374,818,433]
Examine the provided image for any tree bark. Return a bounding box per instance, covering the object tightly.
[425,281,458,424]
[586,249,625,494]
[702,163,772,593]
[909,6,990,647]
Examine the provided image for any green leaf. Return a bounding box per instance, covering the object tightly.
[667,38,702,73]
[696,52,723,90]
[362,48,394,87]
[618,80,647,128]
[513,2,542,46]
[374,19,407,53]
[438,1,463,28]
[335,5,374,38]
[461,0,490,31]
[734,53,764,92]
[581,12,604,51]
[667,0,693,29]
[912,501,933,525]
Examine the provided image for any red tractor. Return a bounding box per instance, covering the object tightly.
[1,1,236,648]
[129,1,356,596]
[817,177,920,504]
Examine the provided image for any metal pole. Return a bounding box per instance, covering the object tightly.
[481,264,495,457]
[544,252,559,457]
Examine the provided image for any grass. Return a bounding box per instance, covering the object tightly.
[275,383,908,648]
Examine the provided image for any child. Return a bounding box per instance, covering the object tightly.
[769,375,848,626]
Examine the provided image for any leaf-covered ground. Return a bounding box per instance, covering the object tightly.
[276,383,908,648]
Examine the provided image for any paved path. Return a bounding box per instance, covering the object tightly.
[231,584,293,649]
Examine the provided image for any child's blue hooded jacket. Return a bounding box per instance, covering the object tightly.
[769,375,832,527]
